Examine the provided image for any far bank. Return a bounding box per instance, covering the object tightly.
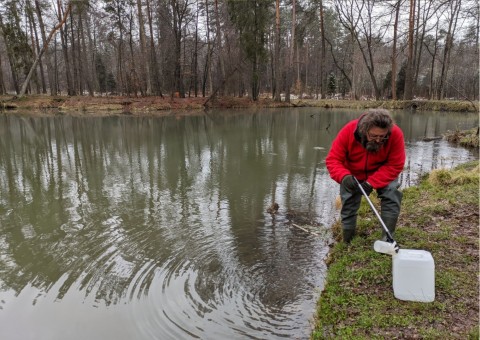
[0,95,478,116]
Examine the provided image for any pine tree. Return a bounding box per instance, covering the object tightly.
[327,73,336,95]
[227,0,269,101]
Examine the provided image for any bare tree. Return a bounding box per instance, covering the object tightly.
[0,0,476,101]
[334,0,385,99]
[438,0,462,99]
[19,1,72,97]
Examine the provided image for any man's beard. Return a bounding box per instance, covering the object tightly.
[362,136,383,152]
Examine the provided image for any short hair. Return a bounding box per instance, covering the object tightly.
[358,109,394,135]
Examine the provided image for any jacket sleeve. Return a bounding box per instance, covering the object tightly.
[325,124,352,184]
[367,126,406,189]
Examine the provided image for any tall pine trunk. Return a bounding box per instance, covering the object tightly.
[146,0,162,96]
[391,0,400,100]
[285,0,295,103]
[137,0,152,95]
[273,0,281,101]
[403,0,415,100]
[319,0,326,98]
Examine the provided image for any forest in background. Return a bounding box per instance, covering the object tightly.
[0,0,478,103]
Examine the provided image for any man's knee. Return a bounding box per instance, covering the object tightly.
[378,180,403,215]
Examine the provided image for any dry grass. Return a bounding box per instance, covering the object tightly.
[444,128,480,149]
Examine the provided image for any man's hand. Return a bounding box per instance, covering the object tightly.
[341,175,357,193]
[360,181,373,196]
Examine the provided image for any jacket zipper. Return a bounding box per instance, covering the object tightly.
[364,152,369,180]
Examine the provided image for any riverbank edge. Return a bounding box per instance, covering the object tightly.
[311,159,479,339]
[0,95,478,115]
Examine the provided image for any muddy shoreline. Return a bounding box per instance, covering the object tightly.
[1,95,478,116]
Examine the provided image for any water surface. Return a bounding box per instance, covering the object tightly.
[0,108,477,339]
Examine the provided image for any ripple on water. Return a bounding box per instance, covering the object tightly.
[122,226,327,339]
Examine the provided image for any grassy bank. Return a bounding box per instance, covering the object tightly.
[294,98,478,113]
[312,161,479,339]
[444,128,480,149]
[0,94,478,114]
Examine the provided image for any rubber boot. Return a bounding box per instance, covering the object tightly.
[343,229,355,243]
[381,215,398,241]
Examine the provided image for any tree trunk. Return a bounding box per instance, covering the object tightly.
[285,0,296,103]
[252,56,259,101]
[206,0,213,95]
[57,0,74,95]
[35,0,56,95]
[425,24,440,99]
[27,1,45,94]
[145,0,162,97]
[214,0,225,96]
[171,0,186,98]
[137,0,152,95]
[69,13,81,94]
[85,13,97,93]
[128,14,142,97]
[78,10,94,96]
[438,0,461,99]
[319,0,326,98]
[391,0,400,100]
[403,0,415,100]
[354,30,381,99]
[0,49,5,94]
[191,2,199,97]
[19,2,72,98]
[274,0,281,101]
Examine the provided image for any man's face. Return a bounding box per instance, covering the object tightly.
[365,126,389,152]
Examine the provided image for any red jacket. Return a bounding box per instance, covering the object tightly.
[325,117,406,189]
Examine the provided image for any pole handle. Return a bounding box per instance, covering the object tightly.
[353,176,396,243]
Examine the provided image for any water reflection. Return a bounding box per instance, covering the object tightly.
[0,109,477,339]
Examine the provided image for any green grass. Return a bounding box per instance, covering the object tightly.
[312,160,479,339]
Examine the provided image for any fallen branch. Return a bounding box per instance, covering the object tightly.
[292,223,320,236]
[422,136,443,141]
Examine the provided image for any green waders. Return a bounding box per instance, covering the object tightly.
[340,179,403,243]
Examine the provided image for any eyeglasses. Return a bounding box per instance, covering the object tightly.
[367,131,389,141]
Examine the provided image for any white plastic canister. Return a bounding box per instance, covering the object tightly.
[392,249,435,302]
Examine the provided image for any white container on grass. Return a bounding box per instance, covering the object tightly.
[392,249,435,302]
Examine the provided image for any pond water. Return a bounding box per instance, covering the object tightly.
[0,108,477,339]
